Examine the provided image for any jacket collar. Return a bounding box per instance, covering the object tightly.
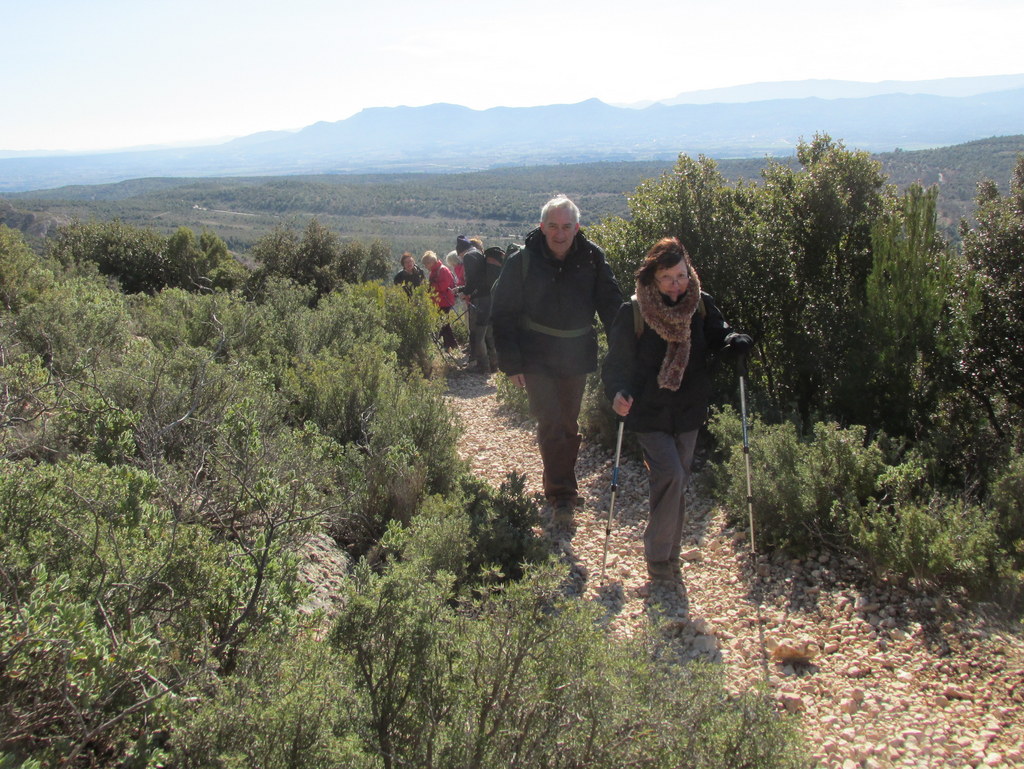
[525,226,588,261]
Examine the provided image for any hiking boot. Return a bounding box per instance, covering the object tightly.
[551,499,575,526]
[647,560,677,582]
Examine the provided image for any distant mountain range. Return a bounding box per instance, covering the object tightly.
[644,73,1024,106]
[2,75,1022,193]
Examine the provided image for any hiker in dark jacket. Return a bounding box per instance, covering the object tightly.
[393,251,425,296]
[602,236,751,582]
[491,195,623,523]
[457,235,489,372]
[462,241,506,374]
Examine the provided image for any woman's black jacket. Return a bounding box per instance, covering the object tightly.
[601,291,733,434]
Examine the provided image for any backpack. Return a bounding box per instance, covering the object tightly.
[630,293,705,338]
[482,247,505,293]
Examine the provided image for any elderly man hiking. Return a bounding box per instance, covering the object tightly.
[491,195,624,524]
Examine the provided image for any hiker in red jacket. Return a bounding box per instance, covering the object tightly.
[422,250,458,349]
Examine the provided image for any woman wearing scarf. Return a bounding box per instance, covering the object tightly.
[602,237,752,583]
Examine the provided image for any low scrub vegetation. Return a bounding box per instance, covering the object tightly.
[0,216,805,767]
[4,134,1023,766]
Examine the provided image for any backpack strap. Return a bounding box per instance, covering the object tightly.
[515,245,597,338]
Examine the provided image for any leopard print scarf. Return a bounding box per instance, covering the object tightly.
[634,264,702,390]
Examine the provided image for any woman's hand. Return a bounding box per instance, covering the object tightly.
[612,391,633,417]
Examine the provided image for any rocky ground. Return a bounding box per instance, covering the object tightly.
[441,369,1024,769]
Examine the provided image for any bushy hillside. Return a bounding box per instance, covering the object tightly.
[0,219,811,767]
[3,129,1024,767]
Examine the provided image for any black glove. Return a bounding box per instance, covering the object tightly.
[726,333,753,354]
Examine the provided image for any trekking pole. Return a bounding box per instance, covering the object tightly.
[599,418,626,584]
[738,352,755,555]
[738,352,770,681]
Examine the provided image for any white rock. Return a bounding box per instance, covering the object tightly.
[839,698,860,714]
[778,693,805,713]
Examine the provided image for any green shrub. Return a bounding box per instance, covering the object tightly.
[0,349,54,461]
[458,471,546,582]
[708,408,1013,591]
[330,558,459,768]
[373,468,545,589]
[373,282,436,375]
[15,276,132,378]
[989,453,1024,568]
[850,496,1007,592]
[249,276,320,359]
[52,389,140,465]
[95,337,282,467]
[709,408,884,552]
[0,225,55,312]
[49,219,170,295]
[0,458,230,763]
[130,288,242,355]
[849,452,1013,591]
[284,345,463,557]
[329,558,806,769]
[339,437,430,554]
[0,566,177,767]
[916,387,1008,494]
[284,347,460,492]
[170,637,371,769]
[303,284,396,360]
[397,493,474,581]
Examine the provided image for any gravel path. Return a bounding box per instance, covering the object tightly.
[446,369,1024,769]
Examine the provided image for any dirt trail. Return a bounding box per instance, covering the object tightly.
[447,370,1024,769]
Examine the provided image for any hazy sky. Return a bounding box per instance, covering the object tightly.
[3,0,1022,153]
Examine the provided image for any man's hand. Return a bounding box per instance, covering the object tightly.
[510,373,526,388]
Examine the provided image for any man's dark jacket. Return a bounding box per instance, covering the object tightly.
[490,227,623,377]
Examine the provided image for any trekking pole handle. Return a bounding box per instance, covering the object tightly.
[737,350,749,379]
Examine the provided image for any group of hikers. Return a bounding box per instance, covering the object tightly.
[392,237,506,372]
[394,195,752,583]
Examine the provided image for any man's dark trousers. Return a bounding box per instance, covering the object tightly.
[524,371,587,503]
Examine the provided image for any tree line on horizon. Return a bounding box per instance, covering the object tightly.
[4,135,1022,258]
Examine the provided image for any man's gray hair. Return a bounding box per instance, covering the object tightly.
[541,195,580,225]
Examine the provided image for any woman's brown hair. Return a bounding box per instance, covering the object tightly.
[635,237,693,286]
